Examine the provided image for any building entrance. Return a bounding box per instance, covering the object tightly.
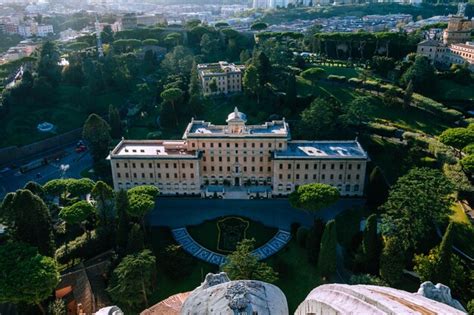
[234,177,240,186]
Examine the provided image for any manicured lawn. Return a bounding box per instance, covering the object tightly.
[187,217,278,254]
[318,65,362,78]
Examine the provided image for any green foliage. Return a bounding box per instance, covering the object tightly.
[82,114,112,164]
[66,178,95,197]
[126,224,144,254]
[0,242,59,307]
[59,200,96,226]
[159,244,194,280]
[108,104,122,139]
[107,250,156,310]
[299,97,344,139]
[55,229,112,264]
[381,168,453,250]
[301,67,326,84]
[367,122,397,137]
[379,237,404,286]
[461,154,474,174]
[342,96,374,127]
[115,189,131,249]
[468,299,474,315]
[243,64,259,98]
[350,274,387,286]
[289,183,340,213]
[317,220,337,278]
[463,143,474,155]
[91,181,114,225]
[371,56,396,77]
[443,163,473,195]
[439,127,474,150]
[24,181,46,199]
[222,238,278,283]
[327,74,346,82]
[0,190,55,257]
[361,214,380,273]
[366,166,389,209]
[401,55,436,93]
[250,22,268,31]
[127,193,154,220]
[306,219,325,264]
[43,179,68,197]
[128,185,159,198]
[412,93,463,122]
[48,299,66,315]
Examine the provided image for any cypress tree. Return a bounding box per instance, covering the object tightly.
[362,214,380,274]
[366,166,389,210]
[380,237,404,286]
[115,189,131,249]
[306,219,325,264]
[317,220,337,278]
[435,222,454,285]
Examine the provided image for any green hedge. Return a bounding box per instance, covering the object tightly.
[56,229,112,264]
[327,75,347,82]
[412,94,463,122]
[402,131,457,165]
[367,122,397,137]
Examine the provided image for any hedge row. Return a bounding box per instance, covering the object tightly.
[367,122,398,137]
[56,229,112,265]
[402,132,457,165]
[412,94,463,122]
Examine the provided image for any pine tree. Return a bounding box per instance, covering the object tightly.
[108,104,122,139]
[0,189,55,256]
[317,220,337,278]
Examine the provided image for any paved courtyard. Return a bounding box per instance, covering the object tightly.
[147,198,365,230]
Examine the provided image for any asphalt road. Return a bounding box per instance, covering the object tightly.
[0,145,93,198]
[147,198,366,230]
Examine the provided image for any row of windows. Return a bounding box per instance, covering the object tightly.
[117,172,196,179]
[278,173,360,180]
[202,165,272,173]
[203,156,271,163]
[192,142,282,149]
[116,162,195,169]
[279,162,361,170]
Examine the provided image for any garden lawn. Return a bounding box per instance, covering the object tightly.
[318,65,361,79]
[187,217,278,254]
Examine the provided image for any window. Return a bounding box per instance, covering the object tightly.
[243,143,247,148]
[304,174,308,180]
[347,174,351,180]
[165,163,169,168]
[202,143,206,148]
[288,164,292,170]
[356,174,360,180]
[132,163,136,168]
[251,166,255,172]
[279,174,283,179]
[322,164,326,170]
[227,143,230,148]
[219,157,222,162]
[227,166,231,172]
[235,143,238,148]
[148,163,152,168]
[182,163,185,169]
[331,164,335,170]
[133,173,137,178]
[260,143,263,148]
[235,157,238,162]
[173,163,177,168]
[330,174,334,180]
[313,174,317,180]
[191,173,194,179]
[260,157,263,162]
[252,157,255,162]
[268,143,272,148]
[174,173,178,178]
[210,143,214,148]
[150,173,153,178]
[259,166,263,172]
[243,157,247,162]
[203,166,207,171]
[203,157,207,162]
[296,164,300,169]
[190,163,194,168]
[244,166,247,172]
[125,173,129,178]
[227,157,230,162]
[158,173,161,178]
[192,143,196,148]
[267,166,271,172]
[156,163,160,168]
[218,143,222,148]
[305,164,308,170]
[357,164,361,170]
[354,184,359,192]
[296,174,300,179]
[116,163,120,168]
[117,173,121,178]
[166,173,170,178]
[124,163,128,168]
[348,164,352,170]
[345,184,350,192]
[278,143,282,148]
[211,166,215,171]
[252,143,255,148]
[211,157,214,162]
[322,174,325,180]
[219,166,223,172]
[279,164,283,170]
[287,174,291,179]
[339,174,342,180]
[340,164,343,170]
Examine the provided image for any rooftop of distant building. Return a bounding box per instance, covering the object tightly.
[197,61,245,75]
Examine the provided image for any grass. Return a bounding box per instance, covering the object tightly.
[187,217,278,254]
[318,65,361,79]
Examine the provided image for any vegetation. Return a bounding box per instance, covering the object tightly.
[317,220,337,279]
[222,238,278,283]
[289,183,340,215]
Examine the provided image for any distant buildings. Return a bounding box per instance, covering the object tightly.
[416,5,474,71]
[1,20,53,38]
[120,13,165,30]
[108,108,368,197]
[197,62,245,96]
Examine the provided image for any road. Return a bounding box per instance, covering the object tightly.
[0,145,93,198]
[147,198,365,230]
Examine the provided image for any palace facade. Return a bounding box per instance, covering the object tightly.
[108,108,368,197]
[197,62,245,96]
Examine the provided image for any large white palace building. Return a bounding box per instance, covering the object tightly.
[108,108,368,197]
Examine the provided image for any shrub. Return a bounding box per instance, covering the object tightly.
[403,132,457,165]
[350,274,388,286]
[362,80,380,90]
[55,229,112,264]
[420,156,438,168]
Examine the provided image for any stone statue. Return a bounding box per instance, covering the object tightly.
[416,281,466,312]
[181,272,288,315]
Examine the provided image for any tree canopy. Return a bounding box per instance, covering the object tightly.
[222,238,278,283]
[289,183,340,213]
[381,168,453,250]
[82,114,112,164]
[439,127,474,151]
[0,242,59,314]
